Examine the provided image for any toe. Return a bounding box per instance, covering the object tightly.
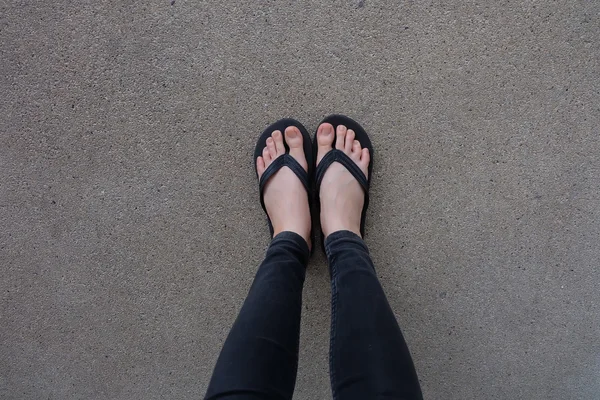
[266,137,277,159]
[256,156,266,177]
[285,126,303,148]
[285,126,308,171]
[272,130,285,155]
[262,146,271,164]
[335,125,347,150]
[345,129,355,153]
[317,123,335,164]
[351,140,362,160]
[317,123,335,146]
[360,148,370,176]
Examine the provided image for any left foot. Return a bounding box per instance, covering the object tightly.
[256,127,312,248]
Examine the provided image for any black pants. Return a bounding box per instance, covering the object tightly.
[205,231,422,400]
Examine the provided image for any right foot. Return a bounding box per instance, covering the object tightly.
[316,123,370,238]
[257,127,312,248]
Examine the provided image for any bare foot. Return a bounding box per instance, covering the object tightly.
[316,123,370,238]
[257,127,311,247]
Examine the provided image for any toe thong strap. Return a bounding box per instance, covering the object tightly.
[316,149,368,193]
[259,154,309,208]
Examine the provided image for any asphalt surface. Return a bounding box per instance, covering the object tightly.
[1,1,599,399]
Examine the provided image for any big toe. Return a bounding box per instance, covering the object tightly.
[285,126,308,171]
[317,123,335,164]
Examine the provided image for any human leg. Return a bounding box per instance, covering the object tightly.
[204,231,309,400]
[326,231,422,400]
[205,125,312,400]
[316,121,422,399]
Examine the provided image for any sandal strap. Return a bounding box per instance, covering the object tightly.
[316,149,368,193]
[259,154,309,210]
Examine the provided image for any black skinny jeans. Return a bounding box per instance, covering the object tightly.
[205,231,422,400]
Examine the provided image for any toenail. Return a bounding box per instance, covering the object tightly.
[320,124,333,135]
[287,129,297,138]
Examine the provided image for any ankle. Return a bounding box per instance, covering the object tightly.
[321,218,361,239]
[273,226,311,249]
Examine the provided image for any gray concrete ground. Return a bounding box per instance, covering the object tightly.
[1,1,599,399]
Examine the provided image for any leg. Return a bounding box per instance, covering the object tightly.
[206,126,312,400]
[316,123,422,399]
[326,231,422,399]
[205,231,309,400]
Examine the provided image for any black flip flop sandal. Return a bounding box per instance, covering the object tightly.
[254,118,314,241]
[313,114,374,251]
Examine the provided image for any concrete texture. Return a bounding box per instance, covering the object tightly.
[1,0,599,399]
